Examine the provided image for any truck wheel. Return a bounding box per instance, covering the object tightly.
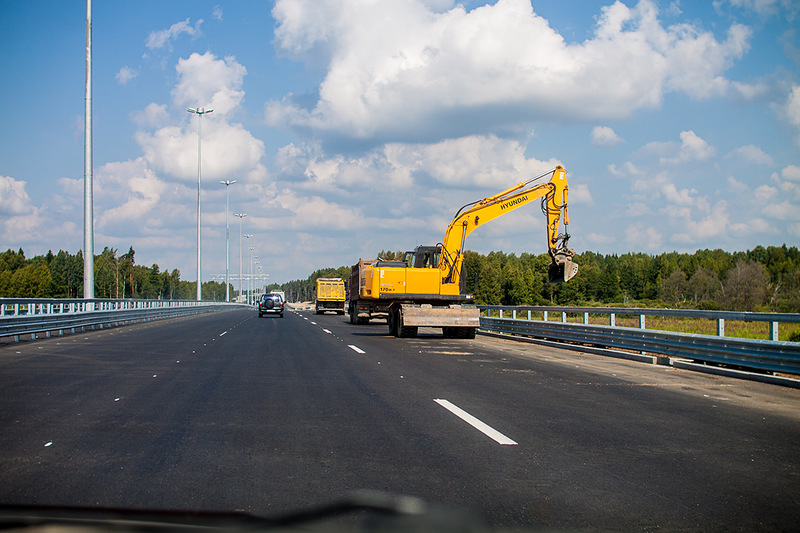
[389,308,400,337]
[459,327,477,339]
[349,306,356,324]
[400,325,418,338]
[442,327,456,338]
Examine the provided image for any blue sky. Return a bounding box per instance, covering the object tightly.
[1,0,798,286]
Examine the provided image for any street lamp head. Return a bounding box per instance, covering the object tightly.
[187,107,214,115]
[220,179,237,186]
[235,213,247,219]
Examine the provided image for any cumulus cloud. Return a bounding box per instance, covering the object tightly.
[0,176,34,216]
[135,53,265,183]
[716,0,800,19]
[146,18,203,50]
[625,225,663,250]
[782,164,800,181]
[116,66,139,85]
[591,126,623,146]
[172,52,247,115]
[728,144,773,165]
[787,85,800,144]
[639,130,715,164]
[268,0,752,144]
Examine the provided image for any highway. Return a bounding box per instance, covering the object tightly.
[1,307,799,531]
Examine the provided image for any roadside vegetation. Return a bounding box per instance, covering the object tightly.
[0,247,230,301]
[2,244,798,340]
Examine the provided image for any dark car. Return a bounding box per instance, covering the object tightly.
[258,293,284,318]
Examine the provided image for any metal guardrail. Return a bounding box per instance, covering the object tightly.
[0,298,248,341]
[478,305,800,376]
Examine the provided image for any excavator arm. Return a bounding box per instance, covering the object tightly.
[438,165,578,286]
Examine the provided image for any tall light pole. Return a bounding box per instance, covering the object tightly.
[187,106,213,300]
[244,235,253,303]
[83,0,94,301]
[234,213,247,302]
[249,248,256,305]
[220,180,236,301]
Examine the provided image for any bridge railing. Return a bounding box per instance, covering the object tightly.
[478,305,800,377]
[0,298,248,341]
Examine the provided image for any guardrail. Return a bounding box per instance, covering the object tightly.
[0,298,248,342]
[478,305,800,377]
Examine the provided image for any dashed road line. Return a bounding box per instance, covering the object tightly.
[434,398,518,445]
[348,345,366,354]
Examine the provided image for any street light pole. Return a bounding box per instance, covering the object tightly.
[244,235,253,303]
[187,106,213,301]
[220,180,236,301]
[235,214,247,302]
[249,248,256,305]
[83,0,94,301]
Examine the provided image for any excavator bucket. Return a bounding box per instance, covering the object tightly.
[548,257,579,283]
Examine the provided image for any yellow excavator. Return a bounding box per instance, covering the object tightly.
[348,165,578,338]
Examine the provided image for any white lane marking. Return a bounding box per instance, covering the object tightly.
[348,345,365,354]
[323,328,332,334]
[220,331,228,336]
[434,399,518,445]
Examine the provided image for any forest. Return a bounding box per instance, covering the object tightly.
[0,246,231,301]
[1,244,798,313]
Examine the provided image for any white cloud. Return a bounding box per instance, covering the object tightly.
[131,103,170,128]
[95,159,166,231]
[268,0,752,142]
[626,202,651,216]
[716,0,800,19]
[172,52,247,115]
[754,184,778,203]
[146,18,203,50]
[640,130,715,164]
[674,130,716,162]
[728,144,773,165]
[624,225,663,250]
[0,176,33,216]
[135,53,265,184]
[591,126,623,146]
[782,164,800,181]
[788,85,800,144]
[116,66,139,85]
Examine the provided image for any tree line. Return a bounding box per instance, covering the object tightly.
[0,247,231,301]
[3,244,798,312]
[269,245,799,313]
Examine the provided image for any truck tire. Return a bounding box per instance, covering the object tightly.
[388,307,400,337]
[459,327,477,339]
[391,306,417,338]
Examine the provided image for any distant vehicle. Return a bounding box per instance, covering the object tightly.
[315,278,346,315]
[258,293,284,318]
[270,290,286,301]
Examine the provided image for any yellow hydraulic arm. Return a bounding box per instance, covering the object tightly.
[438,165,578,286]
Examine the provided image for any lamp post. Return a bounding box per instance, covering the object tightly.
[235,214,247,302]
[250,249,256,305]
[244,236,253,303]
[187,106,213,300]
[220,180,236,301]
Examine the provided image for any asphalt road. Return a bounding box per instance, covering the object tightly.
[1,307,799,531]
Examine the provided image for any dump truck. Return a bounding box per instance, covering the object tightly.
[315,278,346,314]
[347,165,579,338]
